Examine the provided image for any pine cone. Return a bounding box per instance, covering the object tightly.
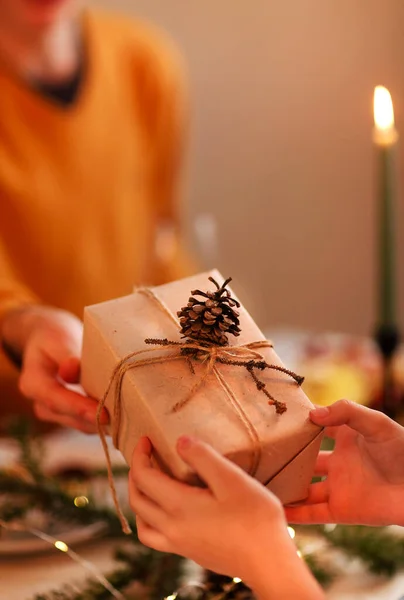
[177,277,241,346]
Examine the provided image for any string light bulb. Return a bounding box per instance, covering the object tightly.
[74,495,89,507]
[54,540,69,552]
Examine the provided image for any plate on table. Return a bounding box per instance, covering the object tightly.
[0,429,128,557]
[0,520,107,557]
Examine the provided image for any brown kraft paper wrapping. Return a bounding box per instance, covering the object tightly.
[81,270,323,505]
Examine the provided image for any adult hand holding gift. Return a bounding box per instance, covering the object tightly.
[1,306,109,433]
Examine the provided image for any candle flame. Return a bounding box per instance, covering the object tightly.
[374,86,395,131]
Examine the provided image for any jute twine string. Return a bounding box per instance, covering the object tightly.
[96,288,297,534]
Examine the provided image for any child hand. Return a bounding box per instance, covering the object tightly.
[129,436,324,599]
[286,399,404,526]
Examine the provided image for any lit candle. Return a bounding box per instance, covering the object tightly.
[373,86,398,328]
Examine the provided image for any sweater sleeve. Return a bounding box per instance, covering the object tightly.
[0,237,39,331]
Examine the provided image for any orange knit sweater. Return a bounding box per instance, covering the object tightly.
[0,10,193,420]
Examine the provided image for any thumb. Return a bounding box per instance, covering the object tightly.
[58,356,81,384]
[310,399,398,442]
[176,436,245,497]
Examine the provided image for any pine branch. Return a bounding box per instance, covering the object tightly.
[0,501,29,522]
[203,573,254,600]
[33,548,185,600]
[314,525,404,576]
[0,472,136,536]
[33,566,134,600]
[7,417,45,482]
[146,553,184,600]
[88,465,129,478]
[302,553,334,587]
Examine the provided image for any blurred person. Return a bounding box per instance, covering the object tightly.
[0,0,193,433]
[129,400,404,599]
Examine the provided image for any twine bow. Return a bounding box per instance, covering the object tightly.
[96,288,304,534]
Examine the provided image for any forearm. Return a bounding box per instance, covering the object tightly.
[1,305,40,356]
[245,533,325,600]
[1,305,82,358]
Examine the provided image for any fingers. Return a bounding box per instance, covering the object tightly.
[310,400,399,442]
[135,516,170,553]
[21,371,109,426]
[304,481,328,504]
[19,340,109,429]
[322,426,340,440]
[313,452,331,477]
[136,436,153,459]
[33,403,98,434]
[176,436,248,498]
[129,479,168,530]
[11,309,105,432]
[58,356,81,384]
[284,480,329,522]
[130,437,198,511]
[285,502,333,524]
[21,371,105,422]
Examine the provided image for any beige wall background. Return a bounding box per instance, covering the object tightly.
[94,0,404,336]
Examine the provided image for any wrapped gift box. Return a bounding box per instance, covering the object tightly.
[81,270,323,504]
